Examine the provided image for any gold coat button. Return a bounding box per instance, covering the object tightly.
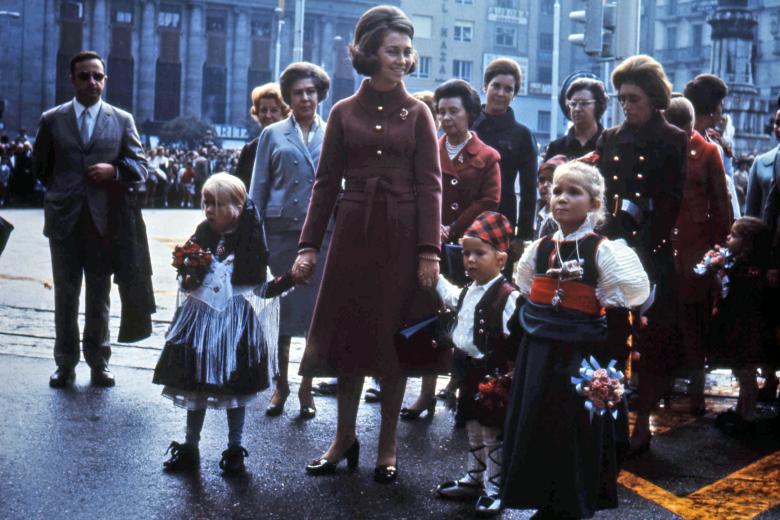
[613,155,620,162]
[376,149,383,156]
[375,125,382,131]
[377,106,384,111]
[639,155,645,162]
[612,175,618,180]
[637,173,643,179]
[451,202,459,210]
[635,192,641,198]
[451,178,458,185]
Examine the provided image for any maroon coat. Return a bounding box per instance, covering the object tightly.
[674,130,732,304]
[440,131,501,240]
[298,79,442,377]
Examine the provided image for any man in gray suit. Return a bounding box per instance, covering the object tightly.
[32,51,148,388]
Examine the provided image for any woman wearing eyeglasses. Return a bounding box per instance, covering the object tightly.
[544,78,608,161]
[595,55,688,457]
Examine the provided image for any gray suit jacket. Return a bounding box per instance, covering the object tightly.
[249,116,324,233]
[746,144,779,218]
[32,99,148,240]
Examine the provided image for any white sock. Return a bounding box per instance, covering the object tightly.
[483,425,502,497]
[462,420,486,486]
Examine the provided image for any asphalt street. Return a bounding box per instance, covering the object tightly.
[0,208,779,520]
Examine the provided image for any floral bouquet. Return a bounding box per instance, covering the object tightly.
[475,371,513,428]
[570,356,625,421]
[172,239,213,290]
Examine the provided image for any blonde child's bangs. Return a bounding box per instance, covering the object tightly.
[552,161,607,225]
[201,173,247,214]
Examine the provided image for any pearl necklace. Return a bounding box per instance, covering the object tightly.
[445,133,471,160]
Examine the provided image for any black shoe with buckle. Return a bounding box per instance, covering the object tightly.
[219,445,248,474]
[90,367,115,387]
[305,438,360,475]
[49,367,76,388]
[400,399,436,420]
[475,494,502,516]
[163,441,200,472]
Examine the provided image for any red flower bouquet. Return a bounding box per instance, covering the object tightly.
[172,240,213,290]
[475,371,513,427]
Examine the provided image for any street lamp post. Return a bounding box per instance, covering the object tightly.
[551,0,561,142]
[274,7,284,81]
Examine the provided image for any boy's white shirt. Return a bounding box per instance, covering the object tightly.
[514,215,650,309]
[436,273,519,359]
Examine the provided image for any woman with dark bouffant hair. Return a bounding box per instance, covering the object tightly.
[249,62,331,421]
[291,5,442,484]
[545,78,608,161]
[595,54,688,458]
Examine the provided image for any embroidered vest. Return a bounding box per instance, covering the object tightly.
[530,234,604,316]
[456,276,516,356]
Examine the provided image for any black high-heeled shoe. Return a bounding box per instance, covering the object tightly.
[265,389,289,417]
[305,439,360,475]
[374,463,398,484]
[299,404,316,420]
[399,399,436,420]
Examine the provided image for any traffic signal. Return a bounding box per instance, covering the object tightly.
[568,0,604,56]
[613,0,640,60]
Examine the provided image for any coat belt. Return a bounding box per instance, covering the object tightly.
[344,177,415,243]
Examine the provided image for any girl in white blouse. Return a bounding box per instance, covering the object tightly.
[501,161,649,519]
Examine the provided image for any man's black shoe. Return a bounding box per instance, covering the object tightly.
[49,367,75,388]
[91,367,116,387]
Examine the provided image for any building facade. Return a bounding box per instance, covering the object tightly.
[0,0,377,141]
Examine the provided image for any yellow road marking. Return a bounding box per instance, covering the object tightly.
[619,450,780,519]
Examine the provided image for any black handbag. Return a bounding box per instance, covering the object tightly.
[0,215,13,257]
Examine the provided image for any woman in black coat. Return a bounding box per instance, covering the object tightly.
[234,83,289,189]
[595,55,688,454]
[545,78,607,161]
[472,58,538,242]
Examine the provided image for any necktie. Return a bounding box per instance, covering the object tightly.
[79,110,90,145]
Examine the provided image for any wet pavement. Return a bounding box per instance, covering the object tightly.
[1,208,779,519]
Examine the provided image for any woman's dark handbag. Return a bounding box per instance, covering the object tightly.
[395,288,456,375]
[0,215,13,257]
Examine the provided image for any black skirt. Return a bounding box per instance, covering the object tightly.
[501,301,628,518]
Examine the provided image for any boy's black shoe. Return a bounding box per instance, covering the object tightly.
[163,441,200,472]
[220,445,249,474]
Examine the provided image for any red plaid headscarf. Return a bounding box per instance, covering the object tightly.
[463,211,514,252]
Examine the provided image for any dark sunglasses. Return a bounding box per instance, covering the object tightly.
[76,71,106,82]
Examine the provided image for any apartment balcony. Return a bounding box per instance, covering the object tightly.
[656,46,710,65]
[656,1,718,20]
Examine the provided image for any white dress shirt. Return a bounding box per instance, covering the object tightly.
[291,113,323,146]
[436,273,519,359]
[514,215,650,309]
[73,98,102,142]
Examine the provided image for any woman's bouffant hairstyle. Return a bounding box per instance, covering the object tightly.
[349,5,417,76]
[483,58,522,95]
[249,83,290,121]
[663,97,696,132]
[553,161,607,225]
[201,173,247,218]
[279,62,331,105]
[611,55,673,110]
[412,91,436,119]
[683,74,728,117]
[731,216,772,270]
[434,79,482,127]
[565,78,609,120]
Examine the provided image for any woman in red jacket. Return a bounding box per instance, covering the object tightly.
[401,79,501,420]
[664,97,731,415]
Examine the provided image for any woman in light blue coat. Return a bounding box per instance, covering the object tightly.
[249,62,331,419]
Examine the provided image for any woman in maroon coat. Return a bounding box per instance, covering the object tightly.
[401,79,500,420]
[292,6,441,483]
[665,97,731,415]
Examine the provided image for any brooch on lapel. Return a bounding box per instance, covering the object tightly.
[399,108,409,121]
[458,154,464,164]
